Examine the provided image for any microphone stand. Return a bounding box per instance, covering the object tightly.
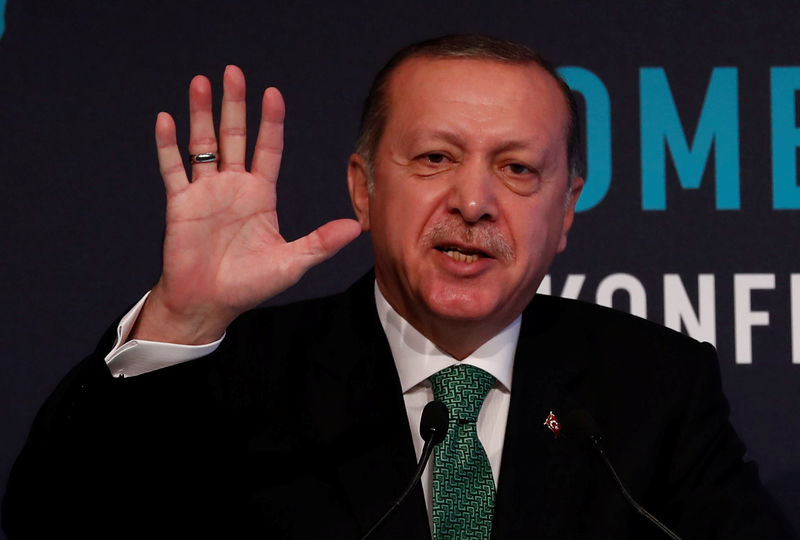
[361,434,438,540]
[361,401,448,540]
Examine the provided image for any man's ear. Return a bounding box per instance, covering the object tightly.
[557,176,584,253]
[347,153,371,231]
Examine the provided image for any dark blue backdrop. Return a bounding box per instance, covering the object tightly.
[1,1,798,536]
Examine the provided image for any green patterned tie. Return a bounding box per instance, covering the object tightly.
[429,364,496,539]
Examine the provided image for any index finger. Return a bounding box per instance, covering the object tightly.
[251,87,285,183]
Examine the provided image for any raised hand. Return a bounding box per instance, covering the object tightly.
[132,66,362,344]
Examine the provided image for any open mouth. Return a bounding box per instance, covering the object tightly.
[435,246,488,263]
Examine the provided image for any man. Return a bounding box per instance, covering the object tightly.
[3,35,795,539]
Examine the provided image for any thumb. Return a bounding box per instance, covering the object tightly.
[288,218,362,274]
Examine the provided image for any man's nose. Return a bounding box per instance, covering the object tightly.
[447,160,498,223]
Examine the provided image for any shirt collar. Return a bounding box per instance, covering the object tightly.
[374,282,520,393]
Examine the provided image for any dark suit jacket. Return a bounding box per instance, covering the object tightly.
[3,273,795,539]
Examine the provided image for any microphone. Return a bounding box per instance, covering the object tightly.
[361,401,449,540]
[420,400,449,446]
[563,410,682,540]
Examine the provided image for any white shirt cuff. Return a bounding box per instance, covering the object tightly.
[104,291,224,378]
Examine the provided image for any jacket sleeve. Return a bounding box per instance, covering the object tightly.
[1,320,236,538]
[659,342,797,539]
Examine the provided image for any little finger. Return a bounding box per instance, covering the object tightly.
[155,112,189,194]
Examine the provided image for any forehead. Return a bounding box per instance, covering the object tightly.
[381,57,570,150]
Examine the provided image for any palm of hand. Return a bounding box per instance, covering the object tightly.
[139,66,361,343]
[162,167,285,315]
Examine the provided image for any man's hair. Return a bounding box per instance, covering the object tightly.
[355,34,584,184]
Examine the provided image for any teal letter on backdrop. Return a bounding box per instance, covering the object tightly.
[0,0,6,40]
[558,67,611,212]
[771,67,800,209]
[640,67,739,210]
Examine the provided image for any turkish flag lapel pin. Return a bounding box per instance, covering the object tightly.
[543,411,561,438]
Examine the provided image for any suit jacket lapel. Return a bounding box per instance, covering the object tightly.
[492,294,591,539]
[308,280,593,539]
[312,274,431,539]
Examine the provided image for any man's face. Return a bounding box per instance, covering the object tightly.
[349,57,583,352]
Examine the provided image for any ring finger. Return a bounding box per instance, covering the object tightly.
[188,75,219,180]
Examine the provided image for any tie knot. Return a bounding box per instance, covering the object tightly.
[429,364,496,423]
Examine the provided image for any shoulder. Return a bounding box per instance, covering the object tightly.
[526,293,715,361]
[205,273,380,392]
[522,294,721,411]
[226,272,376,347]
[520,299,793,538]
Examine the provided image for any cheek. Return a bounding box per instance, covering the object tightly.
[379,180,448,239]
[509,202,566,257]
[370,187,425,262]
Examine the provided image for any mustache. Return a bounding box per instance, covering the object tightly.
[422,218,514,263]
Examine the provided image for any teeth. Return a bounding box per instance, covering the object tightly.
[443,250,480,263]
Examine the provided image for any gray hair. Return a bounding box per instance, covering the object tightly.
[355,34,584,190]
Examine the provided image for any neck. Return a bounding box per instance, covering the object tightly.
[421,320,504,360]
[376,283,517,360]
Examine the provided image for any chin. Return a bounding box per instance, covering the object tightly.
[421,286,505,323]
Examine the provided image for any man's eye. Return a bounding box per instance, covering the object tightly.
[501,163,541,195]
[422,153,447,164]
[506,163,531,175]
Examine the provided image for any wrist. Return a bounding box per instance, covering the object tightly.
[129,283,231,345]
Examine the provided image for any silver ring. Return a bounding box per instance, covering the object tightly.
[190,152,218,164]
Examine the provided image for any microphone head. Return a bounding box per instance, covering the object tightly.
[420,400,449,446]
[563,409,601,441]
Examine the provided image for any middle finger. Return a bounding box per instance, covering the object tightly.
[219,65,247,172]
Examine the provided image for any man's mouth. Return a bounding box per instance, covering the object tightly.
[435,246,488,263]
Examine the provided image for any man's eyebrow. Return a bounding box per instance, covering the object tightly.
[404,128,465,147]
[404,128,552,159]
[493,140,539,153]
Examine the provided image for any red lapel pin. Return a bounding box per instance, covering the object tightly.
[543,411,561,438]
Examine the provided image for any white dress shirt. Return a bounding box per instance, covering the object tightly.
[104,291,223,377]
[374,283,520,523]
[104,285,521,524]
